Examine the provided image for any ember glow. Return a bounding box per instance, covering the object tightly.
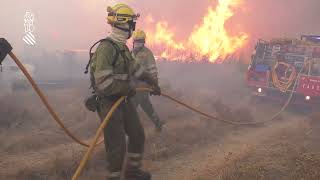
[144,0,249,63]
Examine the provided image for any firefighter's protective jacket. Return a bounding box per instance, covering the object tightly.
[90,38,139,96]
[132,46,158,86]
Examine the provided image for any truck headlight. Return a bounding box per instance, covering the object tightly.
[258,88,262,93]
[305,96,311,101]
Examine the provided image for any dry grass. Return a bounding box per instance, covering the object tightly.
[214,120,320,180]
[1,63,320,180]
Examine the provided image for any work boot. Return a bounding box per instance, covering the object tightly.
[125,168,151,180]
[106,171,121,180]
[125,153,151,180]
[155,120,164,132]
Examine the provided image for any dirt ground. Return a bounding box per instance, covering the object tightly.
[0,63,319,180]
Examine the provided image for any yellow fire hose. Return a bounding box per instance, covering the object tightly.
[71,83,304,180]
[6,51,302,180]
[72,62,305,180]
[8,52,104,147]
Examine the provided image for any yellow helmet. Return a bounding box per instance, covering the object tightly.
[107,3,139,25]
[132,30,146,42]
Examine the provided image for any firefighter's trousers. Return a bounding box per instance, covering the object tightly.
[132,91,161,128]
[97,96,145,176]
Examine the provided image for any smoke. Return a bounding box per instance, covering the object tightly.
[236,0,320,44]
[0,0,319,57]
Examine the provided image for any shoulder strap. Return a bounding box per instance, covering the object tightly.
[84,38,120,74]
[84,39,105,74]
[106,39,130,72]
[104,38,121,67]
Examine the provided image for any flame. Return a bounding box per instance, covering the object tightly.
[189,0,248,61]
[143,0,248,63]
[146,21,187,61]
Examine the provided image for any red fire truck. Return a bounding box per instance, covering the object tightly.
[247,35,320,108]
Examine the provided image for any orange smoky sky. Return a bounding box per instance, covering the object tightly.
[1,0,319,60]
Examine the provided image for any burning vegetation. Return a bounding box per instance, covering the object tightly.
[1,1,320,180]
[142,0,248,63]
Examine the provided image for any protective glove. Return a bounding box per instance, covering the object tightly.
[150,85,161,96]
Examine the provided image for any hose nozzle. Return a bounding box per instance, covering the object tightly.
[0,38,12,64]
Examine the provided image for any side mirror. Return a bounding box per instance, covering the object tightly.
[0,38,13,64]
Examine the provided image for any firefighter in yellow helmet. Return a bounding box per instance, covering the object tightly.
[87,3,157,180]
[131,30,164,131]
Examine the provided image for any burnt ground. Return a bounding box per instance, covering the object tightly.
[0,63,319,180]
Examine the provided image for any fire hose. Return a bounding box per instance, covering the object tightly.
[8,52,104,147]
[7,51,271,146]
[72,66,304,180]
[3,49,302,180]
